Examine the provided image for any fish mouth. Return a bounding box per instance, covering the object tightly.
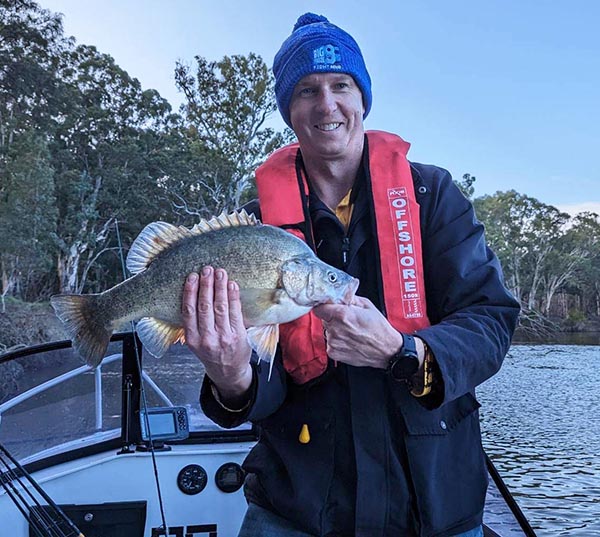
[341,277,360,304]
[315,122,343,132]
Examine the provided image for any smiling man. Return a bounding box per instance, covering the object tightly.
[184,12,520,537]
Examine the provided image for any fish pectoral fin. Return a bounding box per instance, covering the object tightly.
[136,317,185,358]
[247,324,279,379]
[240,288,285,323]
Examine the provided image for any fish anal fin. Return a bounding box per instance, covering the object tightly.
[247,324,279,380]
[136,317,185,358]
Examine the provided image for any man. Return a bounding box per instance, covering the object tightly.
[182,13,520,537]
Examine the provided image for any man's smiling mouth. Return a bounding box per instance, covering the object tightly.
[315,122,342,131]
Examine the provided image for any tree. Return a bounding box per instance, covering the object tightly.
[567,212,600,317]
[175,52,293,213]
[0,130,57,308]
[51,44,175,293]
[0,0,71,151]
[474,190,569,310]
[455,173,476,201]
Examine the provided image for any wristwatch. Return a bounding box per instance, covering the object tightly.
[388,333,419,383]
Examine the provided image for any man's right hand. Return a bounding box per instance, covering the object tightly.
[182,266,253,403]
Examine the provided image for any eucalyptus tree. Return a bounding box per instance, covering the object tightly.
[0,131,56,310]
[565,212,600,317]
[473,190,570,311]
[51,44,175,293]
[0,0,68,301]
[175,52,293,214]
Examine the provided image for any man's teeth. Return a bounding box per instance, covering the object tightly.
[316,123,341,131]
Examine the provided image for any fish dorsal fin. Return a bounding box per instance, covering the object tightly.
[126,211,259,275]
[127,222,193,274]
[190,209,259,234]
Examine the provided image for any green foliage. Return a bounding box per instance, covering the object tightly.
[0,1,290,301]
[175,52,294,212]
[2,1,597,329]
[473,190,600,322]
[0,130,57,301]
[455,173,476,200]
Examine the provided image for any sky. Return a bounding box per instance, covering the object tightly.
[41,0,600,216]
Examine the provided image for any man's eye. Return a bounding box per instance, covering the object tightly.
[299,87,315,96]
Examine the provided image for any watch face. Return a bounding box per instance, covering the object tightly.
[389,354,420,381]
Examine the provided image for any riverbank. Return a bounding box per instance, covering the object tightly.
[2,299,599,352]
[0,299,66,353]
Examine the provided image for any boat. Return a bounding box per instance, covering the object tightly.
[0,333,536,536]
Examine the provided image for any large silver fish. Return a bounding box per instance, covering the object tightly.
[51,210,359,368]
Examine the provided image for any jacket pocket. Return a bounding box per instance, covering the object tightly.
[400,390,481,435]
[397,392,488,536]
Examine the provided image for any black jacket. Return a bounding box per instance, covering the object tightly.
[201,158,520,537]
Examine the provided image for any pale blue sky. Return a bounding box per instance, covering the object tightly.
[42,0,600,215]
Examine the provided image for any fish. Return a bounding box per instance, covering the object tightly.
[51,210,359,370]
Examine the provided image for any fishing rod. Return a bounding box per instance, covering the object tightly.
[485,453,537,537]
[114,219,171,535]
[0,442,84,537]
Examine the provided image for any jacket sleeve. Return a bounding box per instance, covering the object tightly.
[200,350,289,428]
[412,164,520,407]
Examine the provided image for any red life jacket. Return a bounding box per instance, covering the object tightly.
[255,130,430,384]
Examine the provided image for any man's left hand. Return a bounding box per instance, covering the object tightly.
[313,296,406,368]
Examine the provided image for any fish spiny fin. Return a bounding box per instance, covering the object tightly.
[247,324,279,380]
[136,317,185,358]
[127,222,194,274]
[189,209,259,235]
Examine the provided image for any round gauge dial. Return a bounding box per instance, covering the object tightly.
[177,464,208,495]
[215,462,245,493]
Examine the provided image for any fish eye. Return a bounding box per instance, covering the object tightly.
[327,271,338,283]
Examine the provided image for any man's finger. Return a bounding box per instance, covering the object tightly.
[213,268,230,330]
[313,303,339,322]
[198,266,215,331]
[228,280,246,332]
[182,272,200,341]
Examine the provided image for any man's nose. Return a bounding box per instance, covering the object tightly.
[315,89,337,115]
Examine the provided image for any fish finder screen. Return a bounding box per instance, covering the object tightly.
[140,406,189,442]
[148,412,176,434]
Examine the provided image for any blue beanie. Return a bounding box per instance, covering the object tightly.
[273,13,372,128]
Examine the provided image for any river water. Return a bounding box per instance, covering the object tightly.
[478,340,600,536]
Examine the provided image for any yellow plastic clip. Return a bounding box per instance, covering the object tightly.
[299,423,310,444]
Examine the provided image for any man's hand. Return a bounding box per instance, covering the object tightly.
[182,266,253,402]
[313,296,410,369]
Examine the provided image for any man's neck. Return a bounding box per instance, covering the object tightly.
[303,151,363,210]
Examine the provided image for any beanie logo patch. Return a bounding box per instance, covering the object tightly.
[312,44,342,70]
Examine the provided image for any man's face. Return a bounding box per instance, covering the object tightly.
[289,73,365,162]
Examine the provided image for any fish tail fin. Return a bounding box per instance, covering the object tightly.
[50,294,112,368]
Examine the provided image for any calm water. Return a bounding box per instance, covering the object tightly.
[478,343,600,536]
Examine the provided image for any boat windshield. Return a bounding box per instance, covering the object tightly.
[0,337,251,464]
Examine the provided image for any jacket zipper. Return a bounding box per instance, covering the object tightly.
[342,236,350,269]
